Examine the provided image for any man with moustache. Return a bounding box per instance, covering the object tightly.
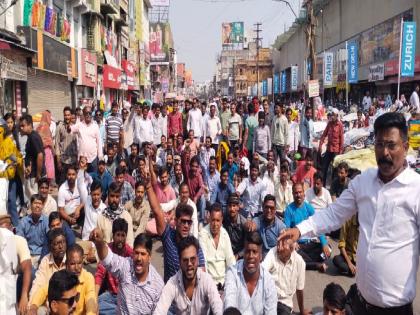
[280,112,419,315]
[45,270,80,315]
[91,228,164,314]
[224,231,277,314]
[57,166,83,226]
[125,182,151,237]
[154,236,223,315]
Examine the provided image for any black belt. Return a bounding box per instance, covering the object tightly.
[357,290,413,315]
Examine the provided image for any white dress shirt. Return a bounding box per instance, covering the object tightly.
[262,248,305,308]
[204,116,222,144]
[82,197,106,240]
[298,167,420,307]
[187,108,203,138]
[305,187,332,211]
[151,114,165,145]
[133,115,153,145]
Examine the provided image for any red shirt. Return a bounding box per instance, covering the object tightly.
[320,120,344,153]
[292,164,317,188]
[168,112,183,137]
[95,243,133,295]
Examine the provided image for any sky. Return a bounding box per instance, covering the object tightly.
[169,0,300,83]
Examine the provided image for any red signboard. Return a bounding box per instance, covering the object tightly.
[384,56,420,76]
[121,59,135,90]
[103,64,122,89]
[80,49,97,87]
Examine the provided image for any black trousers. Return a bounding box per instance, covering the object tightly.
[277,302,292,315]
[322,151,337,185]
[333,254,355,276]
[348,284,413,315]
[297,242,324,270]
[273,144,286,163]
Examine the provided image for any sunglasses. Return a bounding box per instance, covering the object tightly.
[179,219,193,226]
[58,292,80,307]
[83,112,92,116]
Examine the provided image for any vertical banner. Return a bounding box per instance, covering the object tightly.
[262,80,267,96]
[291,66,298,91]
[401,21,417,77]
[273,73,279,94]
[324,52,333,86]
[347,41,358,83]
[267,78,273,95]
[281,71,287,93]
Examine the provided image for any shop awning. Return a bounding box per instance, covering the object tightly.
[0,38,36,53]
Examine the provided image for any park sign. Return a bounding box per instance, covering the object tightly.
[401,21,417,77]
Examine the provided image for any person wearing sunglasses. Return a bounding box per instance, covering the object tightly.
[47,269,80,315]
[29,244,97,315]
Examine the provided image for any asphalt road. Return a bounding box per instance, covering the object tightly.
[149,238,420,314]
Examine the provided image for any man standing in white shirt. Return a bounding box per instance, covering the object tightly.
[187,100,203,141]
[151,104,165,146]
[362,91,372,112]
[133,104,153,146]
[262,239,309,315]
[199,204,236,287]
[82,181,106,240]
[204,104,222,150]
[305,173,332,211]
[409,84,420,112]
[280,112,419,315]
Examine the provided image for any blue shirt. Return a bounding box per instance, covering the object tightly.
[221,162,239,184]
[224,260,277,315]
[210,182,235,212]
[16,214,49,256]
[204,170,220,198]
[284,201,327,246]
[253,216,286,255]
[90,170,113,200]
[161,225,205,283]
[40,222,76,260]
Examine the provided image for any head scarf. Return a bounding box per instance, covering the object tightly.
[36,111,53,147]
[216,141,229,171]
[102,204,124,221]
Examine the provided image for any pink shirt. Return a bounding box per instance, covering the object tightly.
[168,112,183,137]
[154,182,176,203]
[71,120,103,163]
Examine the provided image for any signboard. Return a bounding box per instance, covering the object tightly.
[385,56,420,75]
[281,71,287,93]
[222,22,244,45]
[308,80,320,97]
[324,52,333,86]
[401,21,417,77]
[103,64,122,89]
[66,61,73,81]
[262,80,267,96]
[150,23,173,63]
[408,119,420,149]
[150,0,170,6]
[80,49,97,87]
[347,41,358,83]
[368,63,384,81]
[121,60,136,90]
[0,53,27,81]
[267,78,272,95]
[273,73,279,94]
[291,66,298,91]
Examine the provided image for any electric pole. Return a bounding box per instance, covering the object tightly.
[254,22,262,98]
[305,0,317,119]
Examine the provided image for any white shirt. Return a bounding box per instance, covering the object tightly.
[262,248,305,308]
[57,181,81,215]
[261,173,275,196]
[275,180,293,213]
[187,108,203,138]
[198,225,236,285]
[410,90,420,110]
[287,121,300,152]
[298,167,420,307]
[204,116,222,144]
[82,197,106,240]
[133,115,153,145]
[0,228,18,314]
[305,187,332,211]
[151,114,165,145]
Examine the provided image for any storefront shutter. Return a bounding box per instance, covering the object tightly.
[27,69,72,121]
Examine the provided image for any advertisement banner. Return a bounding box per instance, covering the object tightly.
[150,23,173,63]
[368,63,385,81]
[262,80,267,96]
[80,49,97,88]
[281,71,287,93]
[273,73,279,94]
[324,52,333,86]
[122,60,136,90]
[267,78,272,95]
[347,41,358,83]
[222,22,244,45]
[409,120,420,149]
[401,21,417,77]
[291,66,298,91]
[308,80,320,97]
[103,65,122,89]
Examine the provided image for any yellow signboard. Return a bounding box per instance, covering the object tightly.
[409,120,420,149]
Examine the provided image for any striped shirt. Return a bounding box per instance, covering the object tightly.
[102,250,164,315]
[105,114,123,144]
[162,225,205,282]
